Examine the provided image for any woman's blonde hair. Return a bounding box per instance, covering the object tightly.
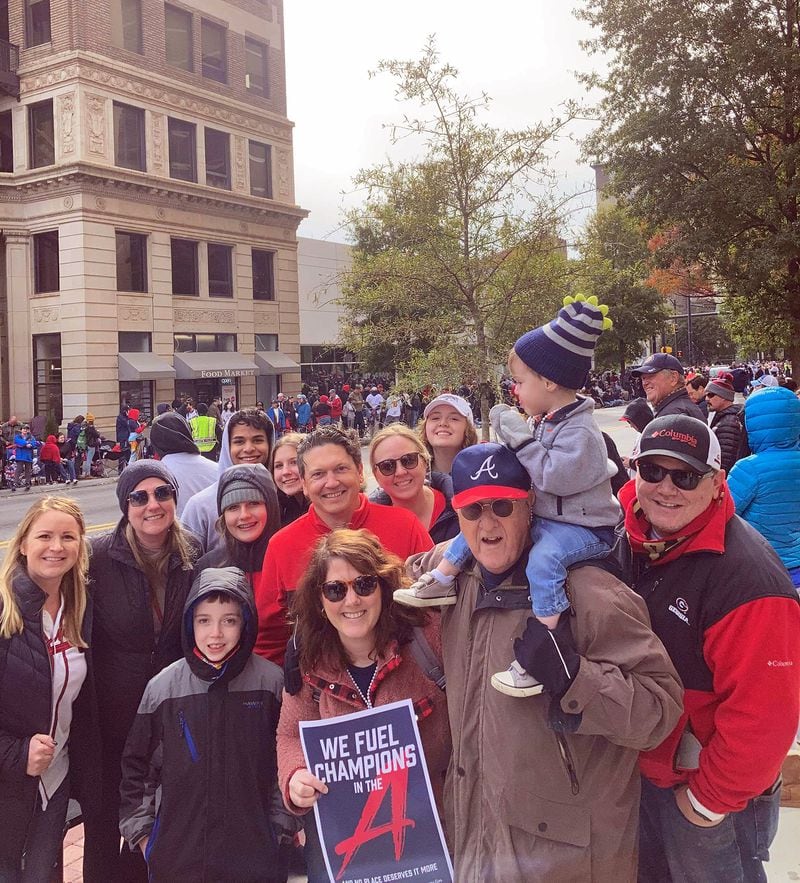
[369,423,431,470]
[0,497,90,647]
[270,432,305,470]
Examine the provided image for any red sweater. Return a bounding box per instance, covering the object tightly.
[39,437,62,463]
[254,494,434,664]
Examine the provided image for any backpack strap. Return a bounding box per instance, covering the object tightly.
[408,627,446,691]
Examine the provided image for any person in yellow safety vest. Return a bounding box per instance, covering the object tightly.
[190,403,219,461]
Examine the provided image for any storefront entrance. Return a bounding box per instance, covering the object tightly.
[173,377,239,409]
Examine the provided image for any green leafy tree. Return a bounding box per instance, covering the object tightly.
[578,206,670,374]
[579,0,800,369]
[338,40,576,435]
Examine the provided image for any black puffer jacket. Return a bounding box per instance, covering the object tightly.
[0,570,97,868]
[654,388,706,420]
[88,525,200,765]
[710,403,743,473]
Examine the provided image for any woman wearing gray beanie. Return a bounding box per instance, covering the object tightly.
[83,460,201,882]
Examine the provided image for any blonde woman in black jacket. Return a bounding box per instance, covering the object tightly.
[0,497,92,882]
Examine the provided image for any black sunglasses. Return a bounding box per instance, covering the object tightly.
[374,452,422,476]
[321,574,380,603]
[459,499,516,521]
[128,484,176,508]
[637,460,709,491]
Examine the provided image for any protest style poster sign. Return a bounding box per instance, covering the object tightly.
[300,699,453,883]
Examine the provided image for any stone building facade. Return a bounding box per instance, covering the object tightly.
[0,0,305,434]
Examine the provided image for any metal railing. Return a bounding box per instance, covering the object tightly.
[0,38,19,74]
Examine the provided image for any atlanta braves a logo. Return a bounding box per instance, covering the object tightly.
[470,455,499,481]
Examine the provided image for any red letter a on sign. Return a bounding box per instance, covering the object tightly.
[333,766,415,879]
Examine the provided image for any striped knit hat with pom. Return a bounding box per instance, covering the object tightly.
[513,295,613,390]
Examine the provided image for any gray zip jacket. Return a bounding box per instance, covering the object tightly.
[515,396,621,527]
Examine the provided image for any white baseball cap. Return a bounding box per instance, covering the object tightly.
[423,394,474,424]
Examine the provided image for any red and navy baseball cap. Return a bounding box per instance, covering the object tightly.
[451,443,531,508]
[631,414,722,473]
[631,353,685,376]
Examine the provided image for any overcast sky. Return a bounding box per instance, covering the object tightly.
[283,1,603,245]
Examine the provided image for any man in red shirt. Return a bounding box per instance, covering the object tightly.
[255,425,433,662]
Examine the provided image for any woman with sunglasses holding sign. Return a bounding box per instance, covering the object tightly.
[276,529,450,883]
[369,425,459,543]
[0,497,95,881]
[84,461,200,883]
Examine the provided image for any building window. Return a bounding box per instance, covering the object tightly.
[0,110,12,172]
[29,100,54,168]
[116,231,148,292]
[174,332,236,352]
[208,243,233,297]
[33,230,59,293]
[168,117,196,182]
[201,19,226,83]
[249,141,272,199]
[33,333,62,424]
[255,333,278,351]
[245,38,269,96]
[204,128,230,189]
[252,249,275,301]
[171,238,198,295]
[165,3,193,71]
[119,331,151,352]
[113,102,146,171]
[26,0,50,46]
[110,0,142,53]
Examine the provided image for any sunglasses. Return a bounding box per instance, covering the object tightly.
[374,452,422,476]
[321,574,380,603]
[459,499,516,521]
[637,461,709,491]
[127,484,176,507]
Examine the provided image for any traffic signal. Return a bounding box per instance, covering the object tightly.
[660,346,673,354]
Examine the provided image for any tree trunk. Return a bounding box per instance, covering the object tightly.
[786,318,800,377]
[479,380,491,442]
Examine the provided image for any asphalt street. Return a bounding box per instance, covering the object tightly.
[0,406,640,546]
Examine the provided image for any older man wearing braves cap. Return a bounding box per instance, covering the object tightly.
[611,414,800,882]
[408,442,682,881]
[632,353,705,419]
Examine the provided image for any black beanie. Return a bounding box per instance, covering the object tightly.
[116,460,179,513]
[150,413,199,456]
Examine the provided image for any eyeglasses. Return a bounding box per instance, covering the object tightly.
[321,574,380,603]
[637,461,710,491]
[459,499,516,521]
[374,452,422,476]
[127,484,176,507]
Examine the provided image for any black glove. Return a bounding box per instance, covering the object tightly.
[283,632,302,695]
[513,615,580,697]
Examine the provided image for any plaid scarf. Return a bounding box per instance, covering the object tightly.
[619,479,734,565]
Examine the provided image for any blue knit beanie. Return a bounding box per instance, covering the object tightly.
[513,295,613,390]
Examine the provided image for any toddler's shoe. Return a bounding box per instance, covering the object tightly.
[491,660,544,697]
[394,572,457,608]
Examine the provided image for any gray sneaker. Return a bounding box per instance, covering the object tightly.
[491,661,544,698]
[393,572,457,608]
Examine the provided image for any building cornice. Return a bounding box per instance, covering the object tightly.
[17,52,295,144]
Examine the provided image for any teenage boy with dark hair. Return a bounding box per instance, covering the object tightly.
[120,567,295,881]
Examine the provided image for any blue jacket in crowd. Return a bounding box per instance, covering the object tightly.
[13,432,40,463]
[728,386,800,572]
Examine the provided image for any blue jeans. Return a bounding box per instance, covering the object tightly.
[638,776,782,883]
[444,519,612,618]
[61,459,76,482]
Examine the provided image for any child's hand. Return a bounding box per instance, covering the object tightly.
[289,768,328,808]
[490,404,533,451]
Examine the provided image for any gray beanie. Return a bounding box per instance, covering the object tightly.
[219,479,265,513]
[150,413,198,456]
[116,460,179,513]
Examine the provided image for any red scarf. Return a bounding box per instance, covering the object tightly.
[619,479,735,566]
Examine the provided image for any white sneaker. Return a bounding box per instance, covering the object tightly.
[393,572,457,608]
[491,661,544,697]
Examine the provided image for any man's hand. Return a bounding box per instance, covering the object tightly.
[674,784,725,828]
[489,404,533,451]
[513,616,580,696]
[289,768,328,808]
[26,734,56,776]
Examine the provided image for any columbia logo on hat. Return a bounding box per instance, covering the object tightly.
[632,415,721,473]
[452,443,531,509]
